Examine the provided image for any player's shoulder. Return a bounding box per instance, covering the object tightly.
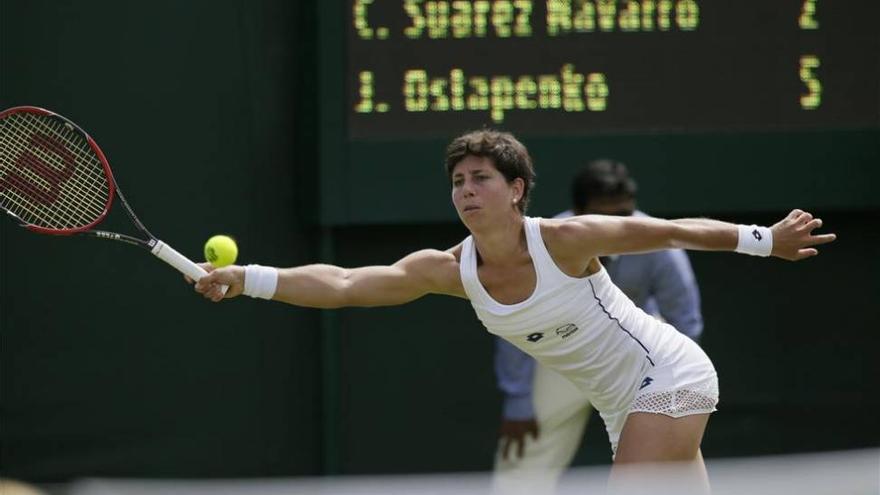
[536,216,599,272]
[402,247,460,270]
[538,214,595,245]
[407,246,462,279]
[398,247,465,297]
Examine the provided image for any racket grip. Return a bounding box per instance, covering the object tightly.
[151,240,229,295]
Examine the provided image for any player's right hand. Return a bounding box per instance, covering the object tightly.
[499,418,540,460]
[190,263,245,302]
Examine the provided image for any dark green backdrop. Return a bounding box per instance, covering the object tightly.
[1,0,322,479]
[1,0,878,482]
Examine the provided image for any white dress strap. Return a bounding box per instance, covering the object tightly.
[459,235,490,307]
[523,217,574,287]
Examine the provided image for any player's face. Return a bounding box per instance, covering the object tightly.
[451,156,522,229]
[579,195,635,216]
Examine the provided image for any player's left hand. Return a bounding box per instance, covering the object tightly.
[770,209,836,261]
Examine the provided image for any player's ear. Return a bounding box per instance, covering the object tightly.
[511,177,525,202]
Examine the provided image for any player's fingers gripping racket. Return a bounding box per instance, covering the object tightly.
[0,106,227,293]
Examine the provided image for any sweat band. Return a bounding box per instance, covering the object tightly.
[243,264,278,299]
[735,225,773,257]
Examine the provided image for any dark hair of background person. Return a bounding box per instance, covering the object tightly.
[571,159,638,214]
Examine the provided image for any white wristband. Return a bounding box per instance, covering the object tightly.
[243,264,278,299]
[735,225,773,257]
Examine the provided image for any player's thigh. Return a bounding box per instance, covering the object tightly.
[609,448,711,495]
[614,412,709,463]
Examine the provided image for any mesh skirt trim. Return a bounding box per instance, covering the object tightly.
[629,388,719,418]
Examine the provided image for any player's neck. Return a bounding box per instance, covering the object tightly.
[472,215,527,266]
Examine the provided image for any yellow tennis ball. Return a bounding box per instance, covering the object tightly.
[204,235,238,268]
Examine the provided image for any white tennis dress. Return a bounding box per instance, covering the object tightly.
[460,217,718,452]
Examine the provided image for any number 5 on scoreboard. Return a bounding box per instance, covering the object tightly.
[799,55,821,110]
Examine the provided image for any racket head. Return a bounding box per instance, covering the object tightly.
[0,106,117,235]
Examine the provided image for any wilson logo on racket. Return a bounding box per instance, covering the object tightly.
[0,132,77,206]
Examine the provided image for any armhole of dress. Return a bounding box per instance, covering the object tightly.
[459,236,480,303]
[527,217,590,284]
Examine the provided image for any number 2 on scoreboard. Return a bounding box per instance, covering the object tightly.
[799,0,819,30]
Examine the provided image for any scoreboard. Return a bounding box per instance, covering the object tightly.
[348,0,878,137]
[320,1,880,224]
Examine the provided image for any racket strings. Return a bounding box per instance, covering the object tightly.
[1,135,102,229]
[1,114,109,224]
[0,115,100,224]
[1,112,111,229]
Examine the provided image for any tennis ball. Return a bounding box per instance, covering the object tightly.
[204,235,238,268]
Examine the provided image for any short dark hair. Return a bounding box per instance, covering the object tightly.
[445,129,536,214]
[571,159,637,211]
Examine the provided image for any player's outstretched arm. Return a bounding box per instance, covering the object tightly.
[669,208,836,260]
[555,209,836,261]
[193,249,464,306]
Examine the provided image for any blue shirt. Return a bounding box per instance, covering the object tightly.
[495,211,703,420]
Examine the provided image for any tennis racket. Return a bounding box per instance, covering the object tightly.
[0,105,225,291]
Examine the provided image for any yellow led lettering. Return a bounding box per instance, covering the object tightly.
[473,1,491,37]
[641,0,655,30]
[451,1,473,38]
[544,0,701,34]
[675,0,698,30]
[398,66,608,121]
[799,55,821,109]
[490,76,515,122]
[514,0,533,37]
[493,1,514,38]
[450,69,466,110]
[573,0,596,32]
[538,75,562,108]
[427,1,450,39]
[562,64,585,111]
[354,71,374,113]
[585,72,608,110]
[619,1,640,31]
[404,0,426,38]
[546,0,571,36]
[404,70,430,111]
[657,0,672,30]
[515,76,538,109]
[468,77,490,110]
[430,78,449,111]
[799,0,819,30]
[597,0,616,31]
[353,0,374,39]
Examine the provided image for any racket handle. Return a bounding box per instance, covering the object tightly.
[151,240,229,295]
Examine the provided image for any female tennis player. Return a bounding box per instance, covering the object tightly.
[192,130,835,492]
